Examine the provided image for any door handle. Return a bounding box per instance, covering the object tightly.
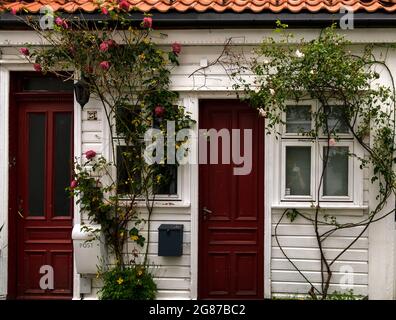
[17,198,24,219]
[202,207,213,220]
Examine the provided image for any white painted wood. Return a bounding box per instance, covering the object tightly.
[272,223,368,237]
[0,67,10,299]
[272,282,368,296]
[3,29,396,47]
[272,258,368,273]
[272,270,368,285]
[272,235,368,249]
[264,117,273,298]
[272,247,368,261]
[0,28,394,300]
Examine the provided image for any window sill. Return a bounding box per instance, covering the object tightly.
[134,201,191,208]
[272,203,367,216]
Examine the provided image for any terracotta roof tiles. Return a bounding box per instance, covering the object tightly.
[1,0,396,14]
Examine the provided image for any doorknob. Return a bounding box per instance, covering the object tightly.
[202,207,212,220]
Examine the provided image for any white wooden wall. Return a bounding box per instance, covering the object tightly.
[0,29,395,299]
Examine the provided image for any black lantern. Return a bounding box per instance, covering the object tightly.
[74,77,90,109]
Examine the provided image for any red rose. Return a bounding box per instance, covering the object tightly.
[19,47,30,56]
[101,7,109,15]
[154,105,165,117]
[99,61,110,70]
[99,41,109,52]
[70,180,78,189]
[142,17,152,29]
[172,42,181,55]
[119,0,130,11]
[33,63,42,72]
[85,150,97,160]
[10,8,17,15]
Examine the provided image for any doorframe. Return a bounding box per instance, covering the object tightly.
[184,92,272,299]
[0,65,82,300]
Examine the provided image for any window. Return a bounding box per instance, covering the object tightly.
[281,103,357,203]
[113,104,179,199]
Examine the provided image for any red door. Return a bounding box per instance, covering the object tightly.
[198,100,264,299]
[9,77,74,299]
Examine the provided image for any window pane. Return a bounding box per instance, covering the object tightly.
[23,77,73,91]
[28,113,46,216]
[154,165,178,195]
[285,146,311,196]
[115,103,141,137]
[286,106,311,133]
[116,145,142,195]
[324,106,349,134]
[54,113,72,216]
[323,146,349,197]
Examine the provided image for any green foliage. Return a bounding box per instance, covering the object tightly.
[99,265,157,300]
[22,10,195,284]
[231,23,396,299]
[326,290,365,300]
[286,209,299,222]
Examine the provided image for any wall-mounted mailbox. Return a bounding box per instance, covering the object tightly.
[72,224,103,274]
[158,224,183,256]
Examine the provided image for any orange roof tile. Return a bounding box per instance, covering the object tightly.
[1,0,396,14]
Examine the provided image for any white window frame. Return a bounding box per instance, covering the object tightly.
[281,139,316,202]
[280,102,364,205]
[110,100,185,202]
[282,102,314,137]
[318,140,354,202]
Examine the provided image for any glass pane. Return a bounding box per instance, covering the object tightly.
[115,103,140,136]
[54,113,72,216]
[154,165,178,195]
[28,113,46,216]
[285,146,311,196]
[286,106,311,133]
[117,145,142,195]
[323,146,349,197]
[324,106,349,134]
[23,77,73,91]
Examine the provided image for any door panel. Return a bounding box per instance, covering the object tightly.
[198,100,264,299]
[14,98,73,299]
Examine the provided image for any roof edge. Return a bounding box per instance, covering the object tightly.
[1,11,396,29]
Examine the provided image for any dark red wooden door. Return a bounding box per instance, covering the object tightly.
[198,100,264,299]
[14,96,73,299]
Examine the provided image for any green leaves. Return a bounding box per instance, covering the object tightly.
[129,227,146,247]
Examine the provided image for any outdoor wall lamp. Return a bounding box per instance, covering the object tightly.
[74,77,90,109]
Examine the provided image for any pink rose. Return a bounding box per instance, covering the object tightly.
[99,61,110,70]
[55,17,63,26]
[119,0,130,11]
[62,20,69,29]
[10,8,17,15]
[142,17,152,29]
[329,138,336,146]
[99,41,109,52]
[70,180,78,189]
[33,63,42,72]
[172,42,181,55]
[154,105,165,117]
[19,47,30,56]
[106,39,117,48]
[101,7,109,15]
[85,150,97,160]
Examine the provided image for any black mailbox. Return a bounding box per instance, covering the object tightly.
[158,224,183,256]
